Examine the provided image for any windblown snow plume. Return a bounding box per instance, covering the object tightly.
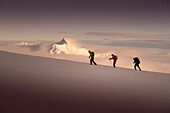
[50,38,89,56]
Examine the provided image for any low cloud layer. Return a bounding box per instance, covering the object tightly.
[83,39,170,49]
[82,32,170,49]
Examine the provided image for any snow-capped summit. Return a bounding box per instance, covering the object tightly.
[50,38,89,56]
[20,42,28,45]
[15,41,36,46]
[55,38,67,45]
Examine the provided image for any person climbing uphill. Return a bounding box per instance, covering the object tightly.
[88,50,97,65]
[109,54,118,68]
[133,57,141,71]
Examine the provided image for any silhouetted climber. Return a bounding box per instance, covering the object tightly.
[133,57,141,71]
[88,50,97,65]
[109,54,118,68]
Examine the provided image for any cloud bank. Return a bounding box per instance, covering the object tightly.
[82,32,170,49]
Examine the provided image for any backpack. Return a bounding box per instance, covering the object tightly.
[134,57,140,64]
[115,55,118,60]
[92,52,95,56]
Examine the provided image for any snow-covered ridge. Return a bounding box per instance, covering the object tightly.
[1,50,170,113]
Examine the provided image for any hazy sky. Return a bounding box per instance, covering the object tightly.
[0,0,170,40]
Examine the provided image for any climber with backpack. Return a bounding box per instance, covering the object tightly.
[133,57,141,71]
[88,50,97,65]
[109,54,118,68]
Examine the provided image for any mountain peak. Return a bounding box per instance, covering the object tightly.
[50,38,89,55]
[55,38,67,45]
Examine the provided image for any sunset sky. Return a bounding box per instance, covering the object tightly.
[0,0,170,40]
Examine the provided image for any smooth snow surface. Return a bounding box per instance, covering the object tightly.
[0,50,170,113]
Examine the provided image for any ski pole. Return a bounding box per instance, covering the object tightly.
[110,60,112,65]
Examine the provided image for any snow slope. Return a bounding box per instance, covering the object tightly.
[0,38,170,73]
[0,50,170,113]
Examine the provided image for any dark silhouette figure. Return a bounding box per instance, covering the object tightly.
[133,57,141,71]
[109,54,118,68]
[88,50,97,65]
